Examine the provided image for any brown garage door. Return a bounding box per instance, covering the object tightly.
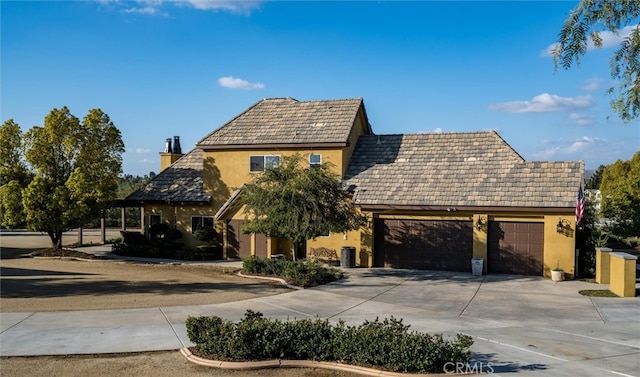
[227,220,251,259]
[488,221,544,276]
[374,219,473,271]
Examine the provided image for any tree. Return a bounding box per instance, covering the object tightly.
[554,0,640,121]
[600,152,640,237]
[17,107,124,248]
[0,120,31,229]
[585,164,606,189]
[241,154,366,258]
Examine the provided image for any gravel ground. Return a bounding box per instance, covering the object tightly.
[0,231,360,377]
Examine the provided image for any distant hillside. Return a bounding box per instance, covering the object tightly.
[584,169,595,180]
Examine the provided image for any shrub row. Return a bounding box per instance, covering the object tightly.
[111,230,221,260]
[186,310,473,373]
[242,256,343,287]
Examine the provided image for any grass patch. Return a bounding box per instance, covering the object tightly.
[579,289,619,297]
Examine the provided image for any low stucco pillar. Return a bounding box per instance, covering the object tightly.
[595,247,613,284]
[609,252,638,297]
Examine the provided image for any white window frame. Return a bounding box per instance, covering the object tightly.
[250,155,281,172]
[309,153,322,168]
[191,216,214,233]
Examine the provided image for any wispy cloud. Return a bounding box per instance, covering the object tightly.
[582,77,602,92]
[568,113,596,127]
[533,136,608,160]
[540,24,639,57]
[100,0,263,15]
[135,148,152,154]
[183,0,263,13]
[488,93,595,113]
[218,76,265,90]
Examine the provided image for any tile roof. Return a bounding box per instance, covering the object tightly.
[197,98,364,147]
[345,131,584,208]
[125,148,210,204]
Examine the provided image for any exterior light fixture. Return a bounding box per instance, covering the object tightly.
[557,218,570,234]
[476,217,487,231]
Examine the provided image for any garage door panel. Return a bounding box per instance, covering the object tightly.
[374,219,472,271]
[488,221,544,276]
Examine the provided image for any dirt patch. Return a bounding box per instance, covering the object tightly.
[0,258,290,312]
[0,352,360,377]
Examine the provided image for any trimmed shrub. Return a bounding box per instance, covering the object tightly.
[242,257,342,287]
[186,310,473,373]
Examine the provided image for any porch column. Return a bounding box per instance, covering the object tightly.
[140,206,145,233]
[101,217,106,244]
[121,207,127,231]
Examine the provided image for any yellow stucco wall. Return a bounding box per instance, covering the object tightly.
[329,211,576,275]
[595,247,613,284]
[609,252,638,297]
[542,214,576,278]
[143,203,219,249]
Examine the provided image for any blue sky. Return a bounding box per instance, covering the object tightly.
[2,1,639,177]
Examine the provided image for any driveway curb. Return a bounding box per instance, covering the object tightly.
[179,348,453,376]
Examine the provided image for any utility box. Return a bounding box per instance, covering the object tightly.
[472,258,484,276]
[341,247,356,268]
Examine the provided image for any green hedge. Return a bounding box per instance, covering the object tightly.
[242,257,343,287]
[186,310,473,373]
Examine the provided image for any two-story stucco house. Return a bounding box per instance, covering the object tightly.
[124,97,583,278]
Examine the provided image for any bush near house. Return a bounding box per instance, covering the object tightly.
[112,229,215,260]
[242,256,343,287]
[186,310,473,373]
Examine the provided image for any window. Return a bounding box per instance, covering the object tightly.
[191,216,214,233]
[250,155,280,172]
[149,214,162,226]
[309,154,322,168]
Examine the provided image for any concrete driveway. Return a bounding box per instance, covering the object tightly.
[1,262,639,376]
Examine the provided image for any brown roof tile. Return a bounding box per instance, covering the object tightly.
[196,98,364,147]
[345,131,583,208]
[125,149,210,204]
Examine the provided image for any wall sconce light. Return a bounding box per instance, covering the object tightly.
[476,217,487,231]
[557,218,570,233]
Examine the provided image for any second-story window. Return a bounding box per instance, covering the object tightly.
[309,154,322,168]
[250,155,281,172]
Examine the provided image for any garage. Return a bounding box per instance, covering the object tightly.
[487,221,544,275]
[373,219,473,271]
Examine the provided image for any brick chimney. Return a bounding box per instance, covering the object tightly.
[159,136,184,172]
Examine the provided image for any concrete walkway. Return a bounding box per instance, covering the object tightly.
[1,246,639,376]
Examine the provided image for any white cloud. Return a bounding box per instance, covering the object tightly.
[137,158,155,164]
[582,77,602,92]
[104,0,263,15]
[488,93,595,113]
[597,25,638,49]
[540,42,559,58]
[568,113,596,127]
[533,136,608,159]
[135,148,152,154]
[181,0,263,13]
[541,24,639,57]
[123,5,159,14]
[218,76,265,90]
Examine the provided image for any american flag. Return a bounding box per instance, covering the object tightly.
[576,184,585,226]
